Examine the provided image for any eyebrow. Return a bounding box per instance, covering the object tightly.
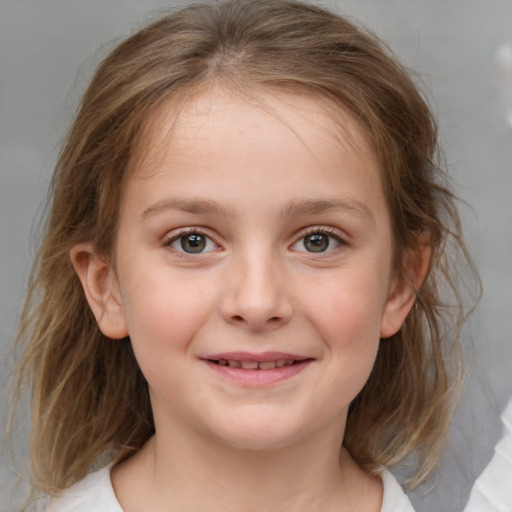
[281,198,375,224]
[141,197,375,223]
[141,198,234,220]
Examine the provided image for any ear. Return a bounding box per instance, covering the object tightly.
[380,239,432,339]
[70,243,128,339]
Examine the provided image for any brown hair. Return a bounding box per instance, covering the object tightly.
[13,0,478,498]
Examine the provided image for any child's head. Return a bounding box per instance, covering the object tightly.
[15,0,475,496]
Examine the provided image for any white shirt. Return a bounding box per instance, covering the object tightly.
[47,465,415,511]
[463,398,512,512]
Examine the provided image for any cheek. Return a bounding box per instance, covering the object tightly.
[118,271,218,404]
[119,269,216,358]
[310,270,387,343]
[302,269,386,389]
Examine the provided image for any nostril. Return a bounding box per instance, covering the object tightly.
[232,315,281,323]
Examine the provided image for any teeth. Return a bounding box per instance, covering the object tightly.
[241,361,259,369]
[217,359,299,369]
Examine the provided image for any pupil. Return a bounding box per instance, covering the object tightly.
[181,234,206,253]
[305,233,329,252]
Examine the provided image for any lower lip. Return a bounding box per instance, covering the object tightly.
[203,360,312,386]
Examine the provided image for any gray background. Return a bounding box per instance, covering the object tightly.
[1,0,511,511]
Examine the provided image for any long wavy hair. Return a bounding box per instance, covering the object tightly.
[13,0,479,499]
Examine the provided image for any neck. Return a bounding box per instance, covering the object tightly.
[112,417,382,512]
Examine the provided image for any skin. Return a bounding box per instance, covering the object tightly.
[71,88,429,511]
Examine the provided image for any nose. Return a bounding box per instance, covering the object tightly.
[220,250,293,332]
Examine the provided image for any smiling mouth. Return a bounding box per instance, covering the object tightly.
[203,355,313,385]
[209,359,308,370]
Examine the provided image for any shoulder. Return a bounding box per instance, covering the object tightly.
[380,469,416,512]
[47,465,123,512]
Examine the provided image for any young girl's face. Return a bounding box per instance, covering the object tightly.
[88,88,416,450]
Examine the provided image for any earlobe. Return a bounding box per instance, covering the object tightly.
[70,243,128,339]
[380,241,432,339]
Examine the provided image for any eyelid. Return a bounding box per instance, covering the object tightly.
[163,227,220,254]
[161,225,349,255]
[290,225,349,253]
[298,225,348,241]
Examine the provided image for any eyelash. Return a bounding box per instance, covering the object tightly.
[292,226,349,254]
[162,226,349,256]
[162,228,218,256]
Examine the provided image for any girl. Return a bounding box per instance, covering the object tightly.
[13,0,477,510]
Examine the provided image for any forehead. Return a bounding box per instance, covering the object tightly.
[130,86,378,182]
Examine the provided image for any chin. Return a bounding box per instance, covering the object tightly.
[217,434,302,452]
[206,416,308,452]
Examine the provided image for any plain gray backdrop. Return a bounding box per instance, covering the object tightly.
[1,1,511,511]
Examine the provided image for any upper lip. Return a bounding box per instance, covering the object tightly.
[200,351,310,362]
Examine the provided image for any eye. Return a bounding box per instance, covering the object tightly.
[167,231,217,254]
[292,230,343,253]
